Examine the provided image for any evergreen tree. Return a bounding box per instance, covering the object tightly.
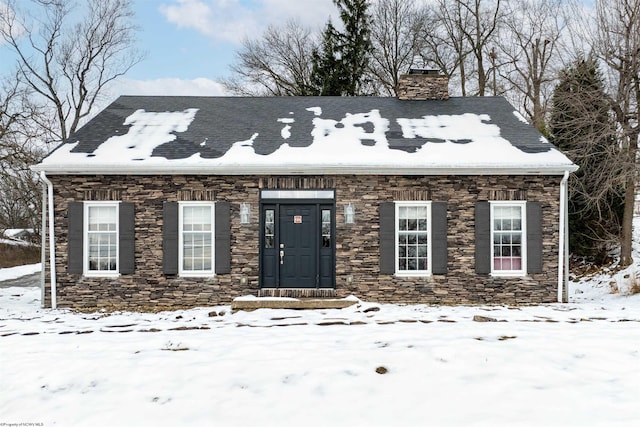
[311,0,373,95]
[335,0,373,95]
[310,22,346,95]
[549,55,623,262]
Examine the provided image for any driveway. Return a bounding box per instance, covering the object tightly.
[0,272,41,288]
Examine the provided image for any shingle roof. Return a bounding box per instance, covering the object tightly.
[34,95,577,175]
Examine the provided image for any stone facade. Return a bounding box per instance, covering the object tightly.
[397,72,450,101]
[45,174,562,311]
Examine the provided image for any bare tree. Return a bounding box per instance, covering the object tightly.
[0,73,47,232]
[498,0,566,133]
[222,20,318,96]
[0,167,43,231]
[591,0,640,266]
[453,0,503,96]
[1,0,141,233]
[1,76,34,165]
[421,0,473,95]
[420,0,502,96]
[368,0,426,96]
[0,0,143,142]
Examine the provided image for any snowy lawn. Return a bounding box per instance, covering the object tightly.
[1,278,639,427]
[0,263,41,281]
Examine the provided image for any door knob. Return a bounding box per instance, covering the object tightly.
[279,250,285,265]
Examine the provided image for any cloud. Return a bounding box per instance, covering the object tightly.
[158,0,337,44]
[109,77,229,97]
[0,1,25,44]
[260,0,336,29]
[159,0,215,36]
[76,78,227,129]
[159,0,256,43]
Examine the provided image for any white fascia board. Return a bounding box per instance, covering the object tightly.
[32,163,579,176]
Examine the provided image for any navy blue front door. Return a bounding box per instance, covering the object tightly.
[280,205,316,288]
[260,203,334,289]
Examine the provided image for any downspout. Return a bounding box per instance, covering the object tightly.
[40,180,46,308]
[39,171,57,309]
[558,170,569,303]
[564,173,570,303]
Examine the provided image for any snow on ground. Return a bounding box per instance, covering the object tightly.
[0,237,32,247]
[3,219,640,427]
[1,279,639,426]
[0,263,41,281]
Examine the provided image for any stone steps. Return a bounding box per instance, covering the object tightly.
[257,288,337,298]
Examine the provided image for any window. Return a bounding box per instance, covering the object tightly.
[491,202,526,275]
[322,209,331,247]
[395,202,431,275]
[84,202,119,276]
[179,202,214,276]
[264,209,275,248]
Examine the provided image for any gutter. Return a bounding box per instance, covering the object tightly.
[32,164,579,176]
[39,172,57,309]
[558,170,569,303]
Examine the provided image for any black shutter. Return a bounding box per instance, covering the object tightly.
[475,201,491,274]
[215,201,231,274]
[119,202,135,274]
[379,202,395,274]
[431,202,448,274]
[68,202,84,274]
[526,202,543,273]
[163,202,179,275]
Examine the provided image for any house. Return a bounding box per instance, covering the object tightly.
[33,70,577,311]
[2,228,36,243]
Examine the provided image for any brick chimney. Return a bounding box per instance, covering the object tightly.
[397,69,449,100]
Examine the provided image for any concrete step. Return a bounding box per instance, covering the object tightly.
[231,297,358,312]
[258,288,337,298]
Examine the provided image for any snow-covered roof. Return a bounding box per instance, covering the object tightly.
[34,96,577,175]
[3,228,34,238]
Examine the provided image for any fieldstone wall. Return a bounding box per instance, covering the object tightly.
[45,174,562,311]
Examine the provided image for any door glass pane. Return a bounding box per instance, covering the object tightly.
[264,209,275,248]
[265,236,274,248]
[322,209,331,248]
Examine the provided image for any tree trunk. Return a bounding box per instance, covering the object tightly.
[620,173,635,266]
[619,130,638,267]
[459,60,467,96]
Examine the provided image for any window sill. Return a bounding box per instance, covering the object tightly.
[83,272,121,279]
[491,272,526,278]
[395,271,431,278]
[179,272,215,278]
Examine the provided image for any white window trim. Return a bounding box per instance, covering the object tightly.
[394,201,432,277]
[178,201,215,277]
[490,200,527,277]
[83,201,120,278]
